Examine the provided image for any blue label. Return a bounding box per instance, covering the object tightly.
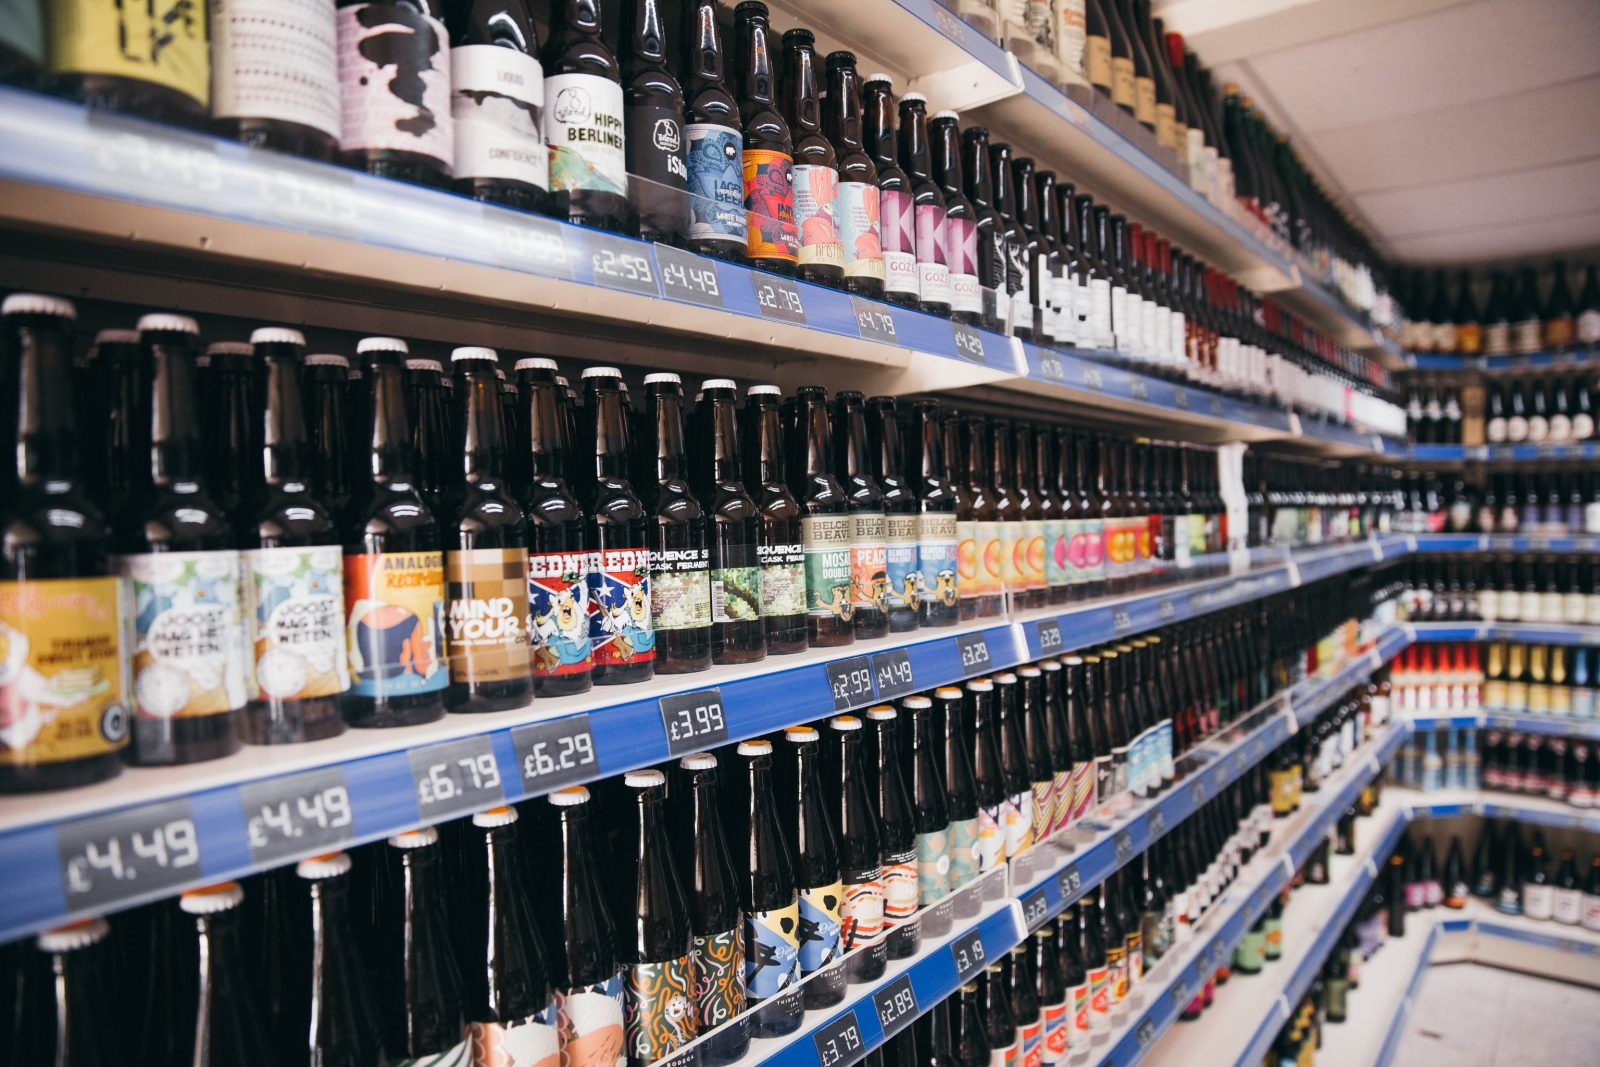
[797,882,843,974]
[885,514,920,612]
[685,123,744,245]
[745,902,801,1000]
[917,512,959,607]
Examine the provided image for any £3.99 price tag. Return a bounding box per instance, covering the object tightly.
[659,687,730,756]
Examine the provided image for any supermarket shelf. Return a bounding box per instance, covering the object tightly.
[1286,624,1412,728]
[1275,271,1405,363]
[1319,916,1452,1067]
[1406,442,1600,462]
[1291,415,1407,458]
[1407,621,1600,645]
[1411,532,1600,554]
[1410,711,1600,741]
[1403,348,1600,373]
[1405,786,1600,836]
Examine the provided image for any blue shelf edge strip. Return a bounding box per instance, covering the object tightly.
[1412,533,1600,554]
[1407,442,1600,462]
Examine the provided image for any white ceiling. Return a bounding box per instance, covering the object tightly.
[1156,0,1600,265]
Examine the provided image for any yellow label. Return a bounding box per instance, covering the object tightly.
[1111,57,1136,109]
[1084,36,1112,89]
[0,576,129,765]
[49,0,210,108]
[1134,77,1156,125]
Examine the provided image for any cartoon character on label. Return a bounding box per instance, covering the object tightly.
[590,564,655,664]
[934,568,958,608]
[529,561,593,676]
[345,599,445,693]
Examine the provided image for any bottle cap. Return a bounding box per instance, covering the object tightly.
[516,357,559,371]
[405,358,444,372]
[785,726,820,741]
[549,786,591,806]
[966,679,994,692]
[451,346,498,363]
[995,671,1018,683]
[179,882,244,914]
[204,341,253,358]
[295,852,352,880]
[581,365,622,379]
[137,312,198,334]
[830,715,863,731]
[496,369,508,382]
[679,753,719,771]
[902,695,932,708]
[866,705,897,720]
[36,918,108,953]
[747,384,781,396]
[644,372,682,385]
[625,769,667,788]
[387,827,439,850]
[935,686,964,698]
[357,336,409,354]
[900,91,927,104]
[472,806,519,828]
[701,378,737,391]
[1040,659,1061,671]
[252,326,306,347]
[93,328,138,345]
[737,739,774,755]
[304,353,350,368]
[2,292,75,318]
[865,72,894,84]
[933,109,960,120]
[1018,665,1041,677]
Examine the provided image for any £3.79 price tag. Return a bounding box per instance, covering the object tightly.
[813,1010,864,1067]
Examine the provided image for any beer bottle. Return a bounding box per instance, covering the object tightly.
[1038,427,1069,606]
[0,295,127,791]
[861,73,919,308]
[730,739,803,1036]
[693,378,765,663]
[1020,665,1055,847]
[733,2,799,272]
[31,918,119,1065]
[937,685,982,903]
[1011,156,1045,342]
[781,726,846,1009]
[175,883,272,1067]
[286,854,382,1066]
[87,328,148,522]
[904,695,952,932]
[867,706,921,959]
[995,672,1034,858]
[643,373,712,673]
[548,787,628,1067]
[619,770,698,1066]
[1066,432,1106,598]
[961,125,1008,333]
[680,0,745,260]
[954,981,992,1067]
[580,367,655,684]
[909,399,960,627]
[823,51,884,296]
[1084,654,1114,816]
[943,409,977,621]
[48,0,209,125]
[1034,170,1069,346]
[403,357,451,517]
[342,338,449,728]
[456,807,558,1067]
[918,997,960,1067]
[304,353,352,519]
[931,111,982,325]
[781,29,843,287]
[899,92,952,317]
[1040,659,1073,836]
[443,347,533,712]
[1093,883,1124,1024]
[964,414,1004,617]
[623,0,687,243]
[1013,422,1046,608]
[867,396,919,633]
[742,385,807,653]
[335,0,451,186]
[834,390,889,641]
[988,142,1032,340]
[543,0,628,229]
[786,385,853,646]
[1115,869,1144,990]
[1033,930,1068,1067]
[1056,908,1089,1055]
[1009,945,1043,1067]
[981,961,1019,1067]
[446,0,549,211]
[828,715,888,982]
[968,679,1008,872]
[203,341,262,521]
[119,314,245,766]
[990,418,1023,603]
[214,1,342,159]
[371,828,468,1062]
[673,753,750,1065]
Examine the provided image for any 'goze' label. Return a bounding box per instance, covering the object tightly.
[445,548,531,684]
[245,545,349,702]
[343,551,448,698]
[624,954,697,1065]
[121,549,247,722]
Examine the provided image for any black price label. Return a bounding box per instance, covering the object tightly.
[659,687,731,756]
[1081,365,1105,391]
[873,974,920,1038]
[813,1010,865,1067]
[1190,780,1206,807]
[1114,830,1134,863]
[1148,808,1166,836]
[1173,387,1191,410]
[586,231,659,296]
[827,655,877,712]
[1158,598,1178,622]
[1036,619,1064,653]
[1212,765,1227,793]
[57,799,203,910]
[853,297,899,345]
[1129,378,1149,401]
[956,632,992,672]
[1058,865,1083,900]
[655,243,725,308]
[952,322,987,363]
[409,735,505,819]
[511,714,600,794]
[483,204,573,277]
[1021,886,1050,932]
[1171,975,1192,1008]
[751,273,807,324]
[1037,351,1066,382]
[86,114,227,214]
[1136,1018,1158,1050]
[869,649,917,702]
[950,926,989,984]
[239,767,355,865]
[1112,609,1134,634]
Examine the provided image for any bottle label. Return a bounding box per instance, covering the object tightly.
[392,1041,469,1066]
[1087,965,1110,1027]
[711,561,761,624]
[977,802,1005,869]
[50,0,210,107]
[1578,309,1600,345]
[1063,518,1104,583]
[121,550,247,726]
[1084,34,1111,88]
[883,848,919,921]
[1513,318,1542,354]
[1050,769,1072,834]
[625,102,687,192]
[587,547,655,667]
[745,902,801,999]
[685,123,746,245]
[468,1000,559,1067]
[1020,1019,1043,1067]
[544,71,626,196]
[975,520,1007,597]
[243,546,349,701]
[1007,239,1032,329]
[1523,883,1554,921]
[917,512,959,608]
[830,179,885,281]
[1043,999,1068,1062]
[625,953,698,1064]
[1110,56,1135,109]
[1134,75,1156,125]
[649,547,711,632]
[1456,322,1482,354]
[798,881,844,974]
[1043,518,1068,587]
[555,972,626,1067]
[450,43,548,188]
[883,513,921,613]
[337,4,450,162]
[849,512,888,613]
[1483,321,1511,355]
[1089,278,1112,347]
[916,829,951,905]
[0,0,42,67]
[916,202,953,306]
[802,515,853,620]
[948,816,979,889]
[693,926,746,1030]
[1004,790,1032,856]
[1024,519,1046,590]
[841,868,886,947]
[1107,947,1128,1001]
[1547,318,1574,347]
[989,1043,1018,1067]
[882,188,919,296]
[1069,760,1094,823]
[1030,779,1054,843]
[1068,980,1089,1045]
[212,0,340,137]
[793,163,845,270]
[1001,519,1026,593]
[0,576,129,766]
[957,519,978,600]
[757,540,806,617]
[343,551,449,698]
[443,548,531,684]
[947,215,981,313]
[743,149,800,262]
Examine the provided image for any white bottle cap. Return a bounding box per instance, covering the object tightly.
[357,336,409,354]
[517,357,559,371]
[549,786,592,806]
[304,353,350,368]
[581,366,622,379]
[179,882,245,914]
[452,346,498,363]
[472,806,520,828]
[251,326,306,347]
[2,293,75,318]
[137,312,198,334]
[644,372,683,385]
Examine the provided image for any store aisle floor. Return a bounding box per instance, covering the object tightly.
[1393,963,1600,1067]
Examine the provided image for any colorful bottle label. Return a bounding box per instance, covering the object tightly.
[1023,520,1047,591]
[213,0,340,137]
[881,188,918,296]
[792,163,844,271]
[1050,769,1072,835]
[710,559,761,624]
[1068,981,1090,1047]
[1003,790,1032,856]
[649,546,710,633]
[1001,520,1026,593]
[544,72,627,196]
[797,881,843,974]
[685,123,746,246]
[692,926,746,1032]
[884,514,920,613]
[946,215,981,314]
[882,848,919,922]
[1019,1019,1043,1067]
[451,43,548,189]
[956,519,979,600]
[976,521,1006,596]
[555,972,626,1067]
[336,4,450,162]
[468,1000,559,1067]
[393,1040,468,1065]
[1069,760,1094,823]
[849,513,888,614]
[1030,780,1054,844]
[757,539,806,617]
[916,829,951,905]
[917,512,959,608]
[528,549,592,678]
[624,954,697,1065]
[121,550,247,725]
[841,869,885,948]
[977,803,1004,869]
[837,180,884,281]
[1043,519,1069,587]
[743,149,800,261]
[243,546,349,703]
[915,202,952,306]
[744,902,801,1000]
[50,0,210,107]
[802,514,854,620]
[587,547,654,667]
[444,548,531,685]
[948,816,979,890]
[343,551,448,697]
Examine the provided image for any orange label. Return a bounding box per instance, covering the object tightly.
[743,148,800,262]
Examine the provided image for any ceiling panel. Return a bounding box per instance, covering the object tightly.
[1387,212,1600,264]
[1355,157,1600,237]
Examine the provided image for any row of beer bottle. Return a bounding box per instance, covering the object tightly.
[1401,554,1600,626]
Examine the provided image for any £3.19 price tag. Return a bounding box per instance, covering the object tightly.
[950,926,988,984]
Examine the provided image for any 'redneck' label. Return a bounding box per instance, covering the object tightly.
[685,123,746,246]
[244,545,349,702]
[544,72,626,197]
[692,926,746,1032]
[793,163,844,271]
[624,954,698,1065]
[445,548,531,684]
[917,512,959,608]
[528,549,592,678]
[555,972,626,1067]
[802,514,853,620]
[744,901,801,1000]
[947,816,980,891]
[122,550,247,726]
[587,547,654,667]
[337,4,451,163]
[467,1000,558,1067]
[50,0,209,107]
[343,551,448,698]
[884,513,921,614]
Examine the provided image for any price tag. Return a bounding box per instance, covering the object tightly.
[1157,598,1178,622]
[87,116,227,215]
[659,687,731,756]
[1171,975,1192,1008]
[1036,351,1066,382]
[956,632,992,673]
[951,322,987,363]
[1208,396,1224,417]
[1190,780,1206,807]
[932,4,967,40]
[654,243,725,308]
[1114,831,1134,863]
[1135,1018,1158,1050]
[813,1010,865,1067]
[827,655,877,712]
[1173,387,1191,411]
[247,156,361,239]
[511,714,600,794]
[1537,443,1561,459]
[586,231,660,296]
[1234,750,1248,774]
[1211,766,1227,793]
[1036,619,1064,653]
[950,926,989,984]
[57,799,203,910]
[1112,609,1134,634]
[853,298,899,345]
[869,649,917,701]
[873,975,920,1038]
[409,735,505,819]
[1021,886,1050,932]
[1148,808,1166,836]
[1253,737,1267,758]
[1129,378,1149,402]
[1057,865,1083,900]
[483,204,573,277]
[239,767,355,865]
[1081,365,1105,391]
[751,273,807,324]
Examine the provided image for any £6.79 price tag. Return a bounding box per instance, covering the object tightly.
[409,735,505,818]
[57,799,203,910]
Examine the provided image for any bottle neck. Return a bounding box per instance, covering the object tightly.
[783,42,823,135]
[652,390,690,482]
[803,397,835,477]
[365,356,415,482]
[708,395,742,483]
[899,106,932,180]
[12,319,78,485]
[263,356,312,485]
[826,63,866,151]
[148,339,206,485]
[737,14,776,106]
[460,364,508,482]
[862,85,897,169]
[628,0,668,65]
[962,133,994,205]
[589,386,632,480]
[683,0,726,86]
[750,400,786,485]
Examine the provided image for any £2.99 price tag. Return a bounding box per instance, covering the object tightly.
[827,655,876,712]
